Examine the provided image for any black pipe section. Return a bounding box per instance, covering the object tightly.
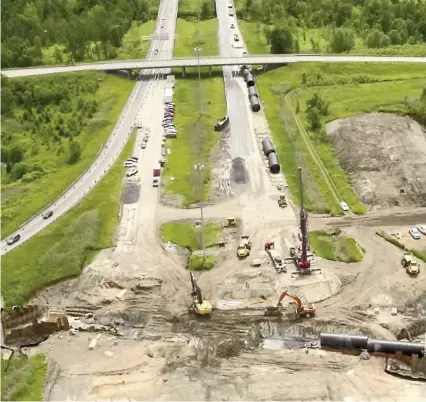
[320,333,425,357]
[246,73,255,87]
[262,138,275,157]
[267,152,280,174]
[248,86,258,99]
[249,96,260,112]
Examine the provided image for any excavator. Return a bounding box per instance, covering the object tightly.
[264,289,316,318]
[188,273,213,316]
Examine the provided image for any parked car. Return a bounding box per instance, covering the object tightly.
[42,210,53,219]
[153,178,160,187]
[340,201,349,212]
[234,34,239,41]
[416,224,426,235]
[154,49,159,55]
[127,168,138,177]
[141,142,147,149]
[6,234,21,245]
[243,51,248,55]
[409,227,421,240]
[135,121,142,128]
[230,24,235,29]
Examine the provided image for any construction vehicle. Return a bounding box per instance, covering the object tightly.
[401,252,420,275]
[237,236,252,258]
[250,259,262,267]
[264,289,315,318]
[189,273,213,316]
[286,167,321,277]
[278,195,287,208]
[223,217,236,228]
[265,242,287,273]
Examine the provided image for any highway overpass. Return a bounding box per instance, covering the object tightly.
[2,55,426,78]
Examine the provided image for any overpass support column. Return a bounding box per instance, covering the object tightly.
[181,67,186,77]
[208,66,212,77]
[127,69,132,79]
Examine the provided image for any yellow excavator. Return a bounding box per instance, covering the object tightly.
[189,273,213,316]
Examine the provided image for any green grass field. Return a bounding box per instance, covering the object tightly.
[1,73,135,238]
[310,229,364,263]
[1,354,47,401]
[256,64,426,214]
[162,77,226,205]
[160,221,222,249]
[1,135,135,308]
[188,254,216,271]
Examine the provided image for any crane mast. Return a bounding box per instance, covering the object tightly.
[297,167,311,270]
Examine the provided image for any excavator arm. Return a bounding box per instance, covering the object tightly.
[190,273,203,305]
[277,290,302,308]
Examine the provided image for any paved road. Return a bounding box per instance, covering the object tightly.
[3,55,426,77]
[0,0,176,256]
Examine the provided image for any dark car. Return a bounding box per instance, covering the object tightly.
[42,210,53,219]
[6,234,21,245]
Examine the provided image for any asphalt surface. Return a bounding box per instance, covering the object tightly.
[0,0,177,256]
[3,55,426,77]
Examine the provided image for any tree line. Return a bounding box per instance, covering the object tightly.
[236,0,426,54]
[1,0,158,68]
[1,73,100,182]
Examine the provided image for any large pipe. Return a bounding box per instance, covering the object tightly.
[242,68,250,80]
[320,333,425,357]
[248,86,258,98]
[262,138,275,157]
[249,95,260,112]
[246,73,255,87]
[267,152,280,174]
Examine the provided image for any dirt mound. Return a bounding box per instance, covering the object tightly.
[326,113,426,209]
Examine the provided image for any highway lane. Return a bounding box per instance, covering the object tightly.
[1,0,176,256]
[3,55,426,77]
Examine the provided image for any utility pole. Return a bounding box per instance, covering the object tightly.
[194,163,206,263]
[194,46,204,115]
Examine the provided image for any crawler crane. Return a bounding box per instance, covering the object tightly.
[264,289,316,318]
[289,167,321,277]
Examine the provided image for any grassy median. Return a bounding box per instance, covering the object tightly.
[1,135,136,307]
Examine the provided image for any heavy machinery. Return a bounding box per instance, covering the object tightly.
[278,195,287,208]
[265,242,287,273]
[189,273,213,316]
[287,167,321,277]
[237,236,252,258]
[264,289,315,318]
[401,252,420,275]
[223,217,236,228]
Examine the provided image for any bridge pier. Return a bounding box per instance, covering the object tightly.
[181,67,186,77]
[208,66,212,77]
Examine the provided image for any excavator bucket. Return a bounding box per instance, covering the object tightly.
[264,306,282,317]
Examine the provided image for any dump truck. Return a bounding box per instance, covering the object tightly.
[237,236,252,258]
[223,217,236,228]
[278,195,287,208]
[264,242,287,273]
[401,252,420,275]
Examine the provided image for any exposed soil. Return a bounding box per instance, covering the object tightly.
[326,113,426,210]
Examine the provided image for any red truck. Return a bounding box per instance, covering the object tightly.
[153,162,161,187]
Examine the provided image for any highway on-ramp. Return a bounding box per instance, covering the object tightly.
[2,55,426,77]
[1,0,176,256]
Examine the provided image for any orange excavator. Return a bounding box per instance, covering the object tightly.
[264,289,316,318]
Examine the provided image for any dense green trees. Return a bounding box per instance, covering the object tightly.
[1,0,158,68]
[236,0,426,54]
[1,73,100,182]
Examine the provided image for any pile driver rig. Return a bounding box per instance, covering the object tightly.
[287,167,321,278]
[188,273,213,316]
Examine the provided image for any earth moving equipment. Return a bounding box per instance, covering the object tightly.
[264,289,315,318]
[265,242,287,273]
[401,252,420,275]
[237,236,252,258]
[288,167,321,277]
[223,217,236,228]
[278,195,287,208]
[250,259,262,267]
[189,273,213,316]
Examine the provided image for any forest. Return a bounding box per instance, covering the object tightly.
[1,0,159,68]
[235,0,426,53]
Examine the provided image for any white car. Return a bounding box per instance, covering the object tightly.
[416,224,426,235]
[340,201,349,212]
[141,142,146,149]
[409,227,421,240]
[153,178,160,187]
